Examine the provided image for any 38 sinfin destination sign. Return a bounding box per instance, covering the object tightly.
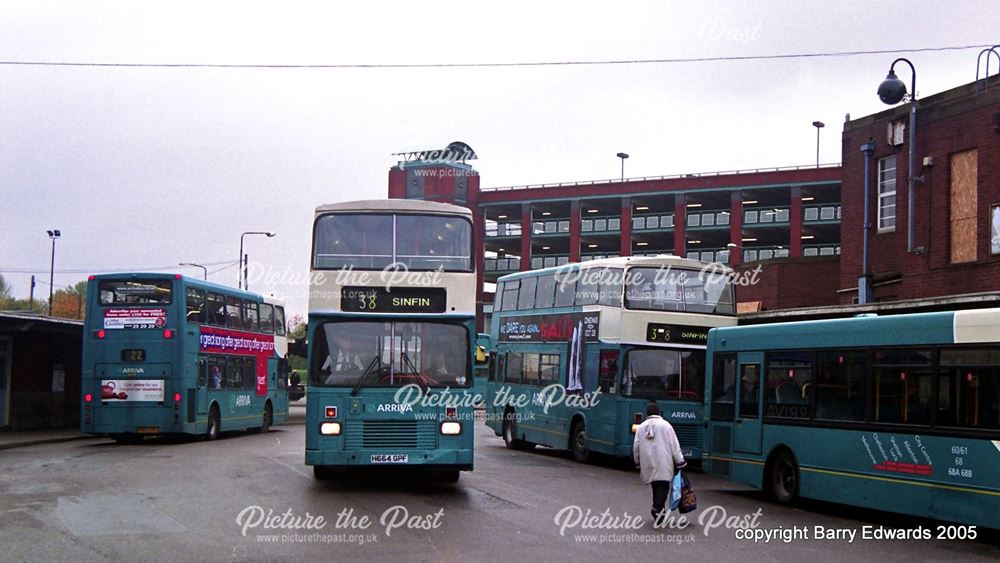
[645,323,709,345]
[340,286,447,313]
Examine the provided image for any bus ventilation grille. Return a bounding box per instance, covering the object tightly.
[346,420,436,450]
[673,424,701,450]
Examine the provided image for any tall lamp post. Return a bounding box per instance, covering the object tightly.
[239,231,275,289]
[179,262,208,280]
[812,121,825,167]
[616,152,629,181]
[46,229,61,315]
[877,58,921,253]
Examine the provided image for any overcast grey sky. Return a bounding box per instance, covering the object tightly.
[1,1,998,319]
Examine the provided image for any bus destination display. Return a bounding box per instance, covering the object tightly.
[340,287,447,313]
[646,323,709,345]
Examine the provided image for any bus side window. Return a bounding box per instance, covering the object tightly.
[226,297,243,329]
[598,349,619,394]
[260,304,275,334]
[711,354,736,421]
[197,358,207,388]
[243,302,259,333]
[207,293,225,326]
[275,307,287,336]
[243,357,256,389]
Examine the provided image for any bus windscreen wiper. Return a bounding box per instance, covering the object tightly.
[350,355,382,396]
[400,352,427,394]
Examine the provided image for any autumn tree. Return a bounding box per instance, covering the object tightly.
[50,280,88,320]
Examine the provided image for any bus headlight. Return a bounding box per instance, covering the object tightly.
[320,422,342,436]
[630,423,639,433]
[440,421,461,435]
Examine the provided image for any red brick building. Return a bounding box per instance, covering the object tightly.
[840,80,1000,303]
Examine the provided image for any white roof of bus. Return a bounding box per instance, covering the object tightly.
[314,199,472,218]
[498,255,731,281]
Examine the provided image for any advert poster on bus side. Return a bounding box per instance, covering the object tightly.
[198,326,276,397]
[498,312,600,343]
[103,308,167,329]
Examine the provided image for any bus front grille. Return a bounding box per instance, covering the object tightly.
[345,420,436,450]
[673,424,701,450]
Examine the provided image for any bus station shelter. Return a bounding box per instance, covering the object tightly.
[0,312,82,430]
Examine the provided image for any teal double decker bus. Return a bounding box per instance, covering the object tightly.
[704,308,1000,528]
[305,200,476,482]
[484,256,736,462]
[81,273,290,442]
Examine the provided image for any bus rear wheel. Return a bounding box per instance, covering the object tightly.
[205,406,220,441]
[766,450,799,505]
[260,403,272,433]
[570,421,590,463]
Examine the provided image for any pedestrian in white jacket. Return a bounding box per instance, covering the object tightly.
[632,402,686,521]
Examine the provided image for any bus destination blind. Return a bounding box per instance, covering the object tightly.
[340,287,447,313]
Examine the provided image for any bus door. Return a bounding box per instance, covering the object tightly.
[733,352,763,455]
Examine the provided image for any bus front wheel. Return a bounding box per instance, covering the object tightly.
[503,411,531,450]
[570,421,590,463]
[766,450,799,505]
[314,466,336,481]
[206,406,220,441]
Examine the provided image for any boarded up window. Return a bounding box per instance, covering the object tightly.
[950,149,978,263]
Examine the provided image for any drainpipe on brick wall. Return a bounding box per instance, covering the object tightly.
[860,139,876,304]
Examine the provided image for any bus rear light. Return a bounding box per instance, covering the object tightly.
[634,413,643,423]
[174,393,181,403]
[175,274,182,280]
[325,406,338,418]
[320,422,342,435]
[88,275,96,281]
[84,393,93,403]
[163,329,174,339]
[95,330,106,339]
[445,407,457,419]
[440,421,461,435]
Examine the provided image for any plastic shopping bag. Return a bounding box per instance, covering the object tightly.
[669,470,683,511]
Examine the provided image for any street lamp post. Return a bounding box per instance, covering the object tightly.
[239,231,276,289]
[46,229,61,315]
[877,58,921,254]
[179,262,208,280]
[812,121,825,167]
[616,152,629,181]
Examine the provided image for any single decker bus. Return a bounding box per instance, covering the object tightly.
[704,308,1000,529]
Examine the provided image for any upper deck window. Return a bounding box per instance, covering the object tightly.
[624,267,734,315]
[99,280,172,306]
[313,213,472,272]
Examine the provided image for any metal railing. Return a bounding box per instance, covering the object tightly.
[483,162,841,192]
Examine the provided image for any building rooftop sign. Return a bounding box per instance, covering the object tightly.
[393,141,477,165]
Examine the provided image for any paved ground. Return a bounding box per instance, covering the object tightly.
[0,407,997,562]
